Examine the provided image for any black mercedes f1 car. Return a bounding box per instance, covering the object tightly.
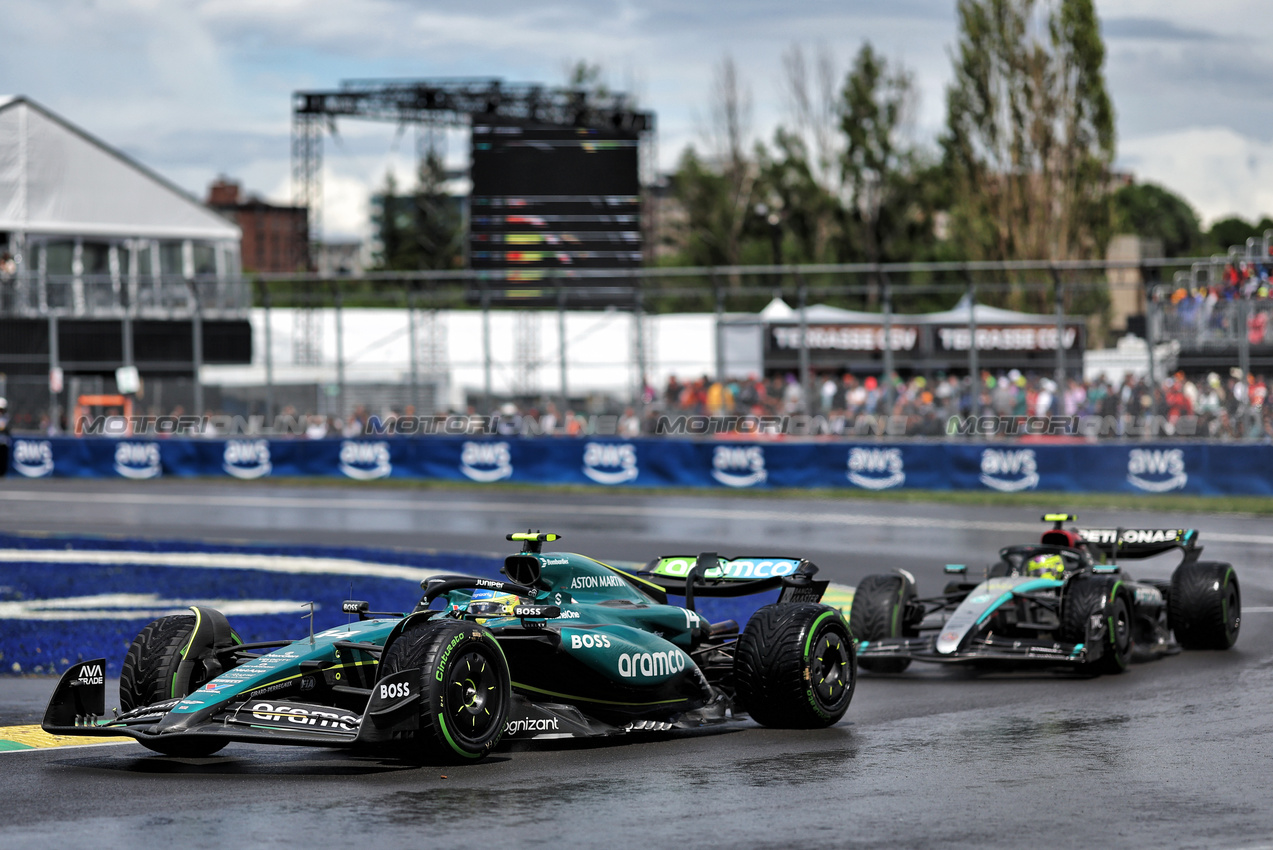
[849,514,1240,675]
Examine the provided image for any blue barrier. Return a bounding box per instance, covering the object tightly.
[8,435,1272,495]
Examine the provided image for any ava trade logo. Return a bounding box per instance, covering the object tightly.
[339,440,392,480]
[11,439,54,478]
[847,447,905,490]
[979,448,1039,492]
[114,442,162,479]
[582,442,638,485]
[1127,448,1188,492]
[223,439,272,480]
[460,441,513,482]
[711,445,766,488]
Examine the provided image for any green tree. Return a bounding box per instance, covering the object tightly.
[1110,182,1201,257]
[943,0,1116,298]
[370,155,462,272]
[1204,216,1273,256]
[840,43,920,266]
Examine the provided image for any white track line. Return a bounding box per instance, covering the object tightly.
[4,488,1273,546]
[0,548,442,581]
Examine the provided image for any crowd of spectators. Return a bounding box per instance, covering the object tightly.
[1159,260,1273,346]
[16,367,1273,441]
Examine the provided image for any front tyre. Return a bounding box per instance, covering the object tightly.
[734,604,856,729]
[1170,561,1240,650]
[848,574,917,673]
[379,620,511,762]
[1060,576,1133,675]
[120,614,238,756]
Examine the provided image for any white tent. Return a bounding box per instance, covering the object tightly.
[0,96,238,241]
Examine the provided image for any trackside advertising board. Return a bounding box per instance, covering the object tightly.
[8,437,1272,495]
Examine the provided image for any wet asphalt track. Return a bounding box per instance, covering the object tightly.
[1,478,1271,849]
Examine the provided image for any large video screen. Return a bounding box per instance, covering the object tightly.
[469,122,642,305]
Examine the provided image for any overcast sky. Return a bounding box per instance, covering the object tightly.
[5,0,1272,239]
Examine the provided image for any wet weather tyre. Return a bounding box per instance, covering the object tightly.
[120,614,237,756]
[379,620,511,762]
[734,604,856,729]
[849,574,917,673]
[1060,576,1132,675]
[1170,561,1240,650]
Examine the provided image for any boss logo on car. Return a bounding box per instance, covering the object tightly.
[569,633,612,649]
[379,681,411,700]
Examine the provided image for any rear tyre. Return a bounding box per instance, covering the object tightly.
[734,604,855,729]
[1060,576,1132,675]
[1169,561,1240,650]
[848,574,917,673]
[120,614,237,756]
[379,620,511,762]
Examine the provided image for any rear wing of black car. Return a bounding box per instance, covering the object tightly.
[1076,527,1200,561]
[635,553,827,610]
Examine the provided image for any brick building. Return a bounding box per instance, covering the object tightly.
[207,178,309,273]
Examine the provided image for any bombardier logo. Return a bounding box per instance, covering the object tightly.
[1127,449,1188,492]
[11,440,54,478]
[339,440,392,480]
[618,649,687,679]
[460,441,513,482]
[114,442,162,479]
[711,446,767,488]
[582,442,638,485]
[847,447,905,490]
[979,448,1039,492]
[223,439,272,480]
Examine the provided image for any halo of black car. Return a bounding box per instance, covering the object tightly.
[850,514,1240,675]
[43,533,855,761]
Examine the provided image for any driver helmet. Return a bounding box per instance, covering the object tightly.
[1026,553,1065,580]
[466,588,520,619]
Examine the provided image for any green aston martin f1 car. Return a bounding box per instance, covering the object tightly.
[43,533,854,761]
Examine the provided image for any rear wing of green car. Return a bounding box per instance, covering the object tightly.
[635,553,828,609]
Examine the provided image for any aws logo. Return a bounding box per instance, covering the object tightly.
[979,448,1038,492]
[847,447,905,490]
[460,441,513,482]
[711,445,767,488]
[582,442,638,485]
[114,442,162,479]
[223,440,272,480]
[11,440,54,478]
[339,440,392,480]
[1127,449,1187,492]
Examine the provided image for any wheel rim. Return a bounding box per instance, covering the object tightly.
[443,648,504,746]
[1111,599,1131,660]
[811,630,852,710]
[1224,582,1241,638]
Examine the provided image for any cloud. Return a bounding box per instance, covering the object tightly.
[1119,127,1273,225]
[1102,17,1218,41]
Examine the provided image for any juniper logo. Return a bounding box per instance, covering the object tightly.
[339,440,392,480]
[113,442,162,479]
[711,445,767,488]
[223,440,272,480]
[1127,448,1188,492]
[11,440,54,478]
[979,448,1039,492]
[847,447,905,489]
[582,442,638,485]
[460,441,513,482]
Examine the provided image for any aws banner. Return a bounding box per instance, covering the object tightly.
[9,436,1273,495]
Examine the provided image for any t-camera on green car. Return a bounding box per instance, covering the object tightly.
[849,514,1240,675]
[43,533,855,761]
